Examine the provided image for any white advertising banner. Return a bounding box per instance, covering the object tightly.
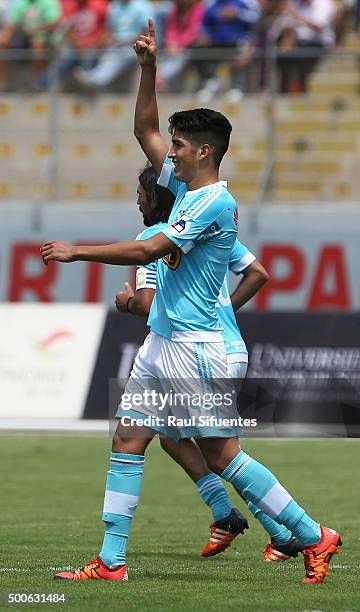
[0,304,106,419]
[0,203,359,309]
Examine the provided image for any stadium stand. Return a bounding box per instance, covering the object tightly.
[1,60,360,204]
[1,0,360,204]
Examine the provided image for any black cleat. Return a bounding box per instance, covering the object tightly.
[263,536,303,562]
[201,508,249,557]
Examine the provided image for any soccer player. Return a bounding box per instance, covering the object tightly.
[41,20,341,584]
[116,165,302,561]
[42,96,244,581]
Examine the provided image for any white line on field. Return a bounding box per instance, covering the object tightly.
[0,566,72,573]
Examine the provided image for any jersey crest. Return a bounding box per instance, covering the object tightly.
[162,249,181,270]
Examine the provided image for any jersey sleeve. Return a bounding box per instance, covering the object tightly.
[136,264,157,290]
[229,240,256,275]
[162,190,232,254]
[157,156,184,197]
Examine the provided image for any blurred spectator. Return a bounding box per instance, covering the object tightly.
[37,0,107,89]
[156,0,205,93]
[73,0,151,89]
[0,0,61,90]
[0,0,11,90]
[192,0,261,102]
[255,0,288,90]
[276,0,336,93]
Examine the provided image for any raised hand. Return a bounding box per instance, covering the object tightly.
[40,240,76,265]
[133,17,157,66]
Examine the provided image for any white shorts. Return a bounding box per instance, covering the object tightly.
[129,331,229,379]
[116,331,241,440]
[227,360,248,381]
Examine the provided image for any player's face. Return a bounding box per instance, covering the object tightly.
[169,131,199,184]
[137,183,151,226]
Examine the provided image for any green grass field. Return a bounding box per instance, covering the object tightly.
[1,435,359,611]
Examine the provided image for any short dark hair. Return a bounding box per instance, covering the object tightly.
[168,108,232,168]
[138,165,175,225]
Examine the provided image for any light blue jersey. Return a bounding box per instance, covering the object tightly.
[136,223,256,357]
[218,240,256,357]
[146,157,238,340]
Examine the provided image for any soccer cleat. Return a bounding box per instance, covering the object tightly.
[201,508,249,557]
[303,525,342,584]
[263,536,303,562]
[54,557,128,581]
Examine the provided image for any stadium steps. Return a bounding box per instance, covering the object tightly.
[1,88,360,202]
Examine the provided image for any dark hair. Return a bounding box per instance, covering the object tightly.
[138,165,175,225]
[168,108,232,168]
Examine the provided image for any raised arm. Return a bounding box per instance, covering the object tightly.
[231,259,269,311]
[133,17,168,175]
[40,232,177,266]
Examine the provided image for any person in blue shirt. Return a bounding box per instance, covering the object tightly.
[75,0,151,88]
[117,165,305,562]
[193,0,261,102]
[42,20,341,584]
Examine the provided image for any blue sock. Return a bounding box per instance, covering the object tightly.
[197,473,232,522]
[99,452,144,568]
[246,500,292,545]
[221,451,320,546]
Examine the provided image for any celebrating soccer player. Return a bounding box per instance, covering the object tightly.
[41,18,341,584]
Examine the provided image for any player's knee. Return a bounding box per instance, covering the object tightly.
[112,430,149,455]
[204,454,224,475]
[112,431,133,453]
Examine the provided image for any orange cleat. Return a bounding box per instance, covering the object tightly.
[303,526,342,584]
[263,536,303,562]
[54,557,128,581]
[201,508,248,557]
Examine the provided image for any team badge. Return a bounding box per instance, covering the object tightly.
[163,249,181,270]
[171,215,190,233]
[172,219,187,233]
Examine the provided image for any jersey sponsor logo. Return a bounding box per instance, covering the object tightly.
[162,248,181,270]
[171,215,190,233]
[234,208,239,225]
[195,222,220,244]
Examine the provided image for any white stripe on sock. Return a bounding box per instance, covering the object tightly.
[111,458,144,465]
[198,482,220,495]
[258,482,292,519]
[103,491,139,517]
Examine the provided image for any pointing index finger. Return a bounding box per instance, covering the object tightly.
[148,17,155,40]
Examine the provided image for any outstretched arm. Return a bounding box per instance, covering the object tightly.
[133,17,168,175]
[40,232,177,266]
[231,260,269,310]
